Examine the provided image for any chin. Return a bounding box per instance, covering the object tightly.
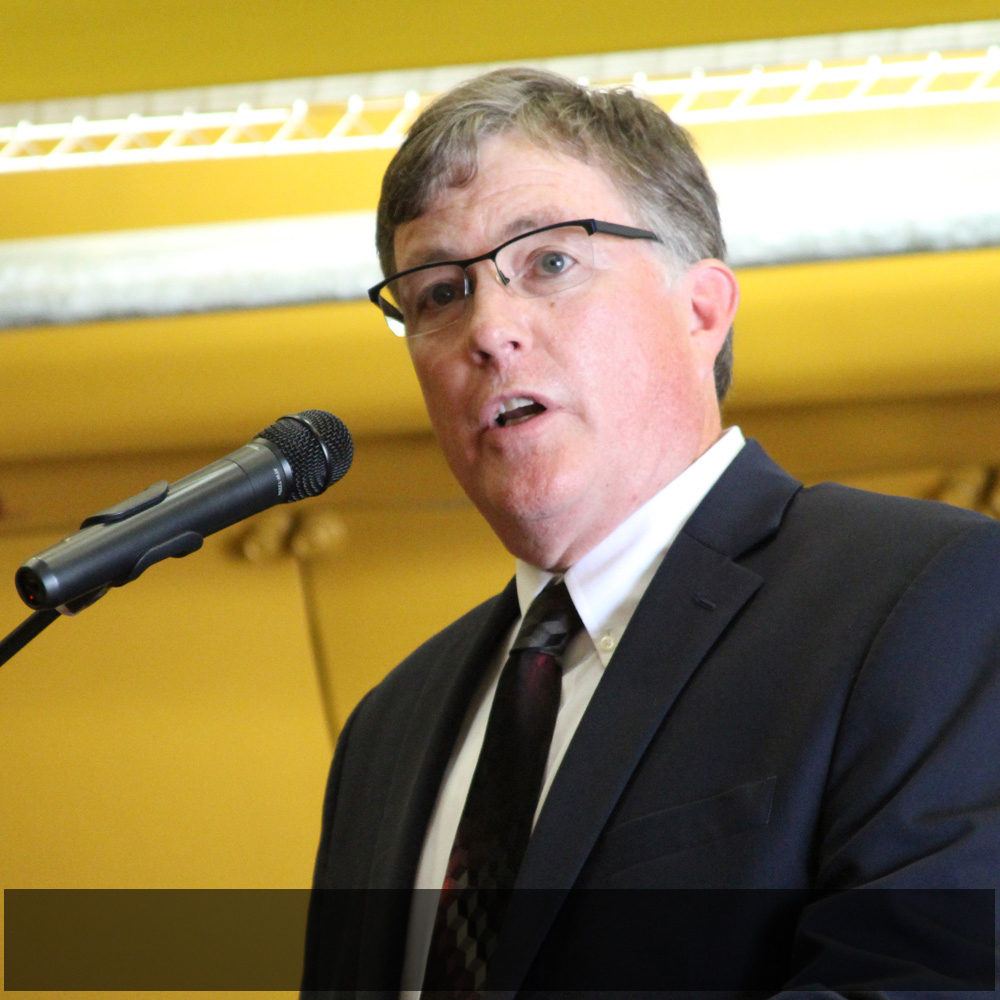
[479,479,583,542]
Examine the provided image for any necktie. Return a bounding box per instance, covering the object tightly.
[421,578,583,999]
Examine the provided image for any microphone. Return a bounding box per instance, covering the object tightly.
[15,410,353,611]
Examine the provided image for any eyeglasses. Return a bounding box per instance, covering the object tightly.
[368,218,660,338]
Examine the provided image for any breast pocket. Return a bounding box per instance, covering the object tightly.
[590,774,778,883]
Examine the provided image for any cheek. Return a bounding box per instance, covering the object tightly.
[410,353,478,461]
[585,312,699,428]
[410,346,459,407]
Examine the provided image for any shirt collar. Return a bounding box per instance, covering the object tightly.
[515,426,745,665]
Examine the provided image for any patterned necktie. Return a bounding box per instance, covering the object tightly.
[421,578,583,999]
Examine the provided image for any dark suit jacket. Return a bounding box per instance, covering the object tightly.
[302,441,1000,998]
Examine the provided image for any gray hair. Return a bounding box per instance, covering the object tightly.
[375,67,733,399]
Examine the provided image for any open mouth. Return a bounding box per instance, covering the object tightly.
[495,396,547,428]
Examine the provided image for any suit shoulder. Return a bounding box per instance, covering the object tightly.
[751,481,1000,597]
[791,480,996,545]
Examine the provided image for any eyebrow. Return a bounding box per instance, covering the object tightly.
[401,245,460,271]
[492,212,581,251]
[399,212,568,271]
[498,213,563,242]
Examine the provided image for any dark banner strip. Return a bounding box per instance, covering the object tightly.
[6,887,996,990]
[5,888,311,990]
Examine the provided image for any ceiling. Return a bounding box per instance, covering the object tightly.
[5,0,1000,103]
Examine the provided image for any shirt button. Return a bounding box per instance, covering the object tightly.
[598,631,615,653]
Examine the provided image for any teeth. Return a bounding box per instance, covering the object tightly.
[497,396,536,416]
[495,396,546,427]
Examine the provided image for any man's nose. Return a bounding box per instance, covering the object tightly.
[463,261,531,361]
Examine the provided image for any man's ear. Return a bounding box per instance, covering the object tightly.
[687,259,740,377]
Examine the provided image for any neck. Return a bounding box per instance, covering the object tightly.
[496,430,726,572]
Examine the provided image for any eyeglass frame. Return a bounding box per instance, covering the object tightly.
[367,218,661,337]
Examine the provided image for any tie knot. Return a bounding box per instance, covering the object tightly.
[510,579,583,657]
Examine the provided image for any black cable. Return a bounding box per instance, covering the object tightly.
[0,609,60,669]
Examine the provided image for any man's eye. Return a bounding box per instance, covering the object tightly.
[530,250,576,277]
[416,279,464,312]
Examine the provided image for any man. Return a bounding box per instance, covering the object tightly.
[303,68,1000,997]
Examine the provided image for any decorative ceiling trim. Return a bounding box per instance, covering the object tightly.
[0,20,997,172]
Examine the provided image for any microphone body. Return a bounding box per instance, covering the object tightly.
[16,410,352,611]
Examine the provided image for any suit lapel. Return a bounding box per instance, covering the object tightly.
[487,440,801,995]
[355,578,521,993]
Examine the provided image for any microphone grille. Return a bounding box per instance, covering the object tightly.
[258,409,354,502]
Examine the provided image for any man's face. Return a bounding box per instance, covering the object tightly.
[393,133,733,570]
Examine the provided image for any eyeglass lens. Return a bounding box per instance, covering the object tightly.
[380,224,598,338]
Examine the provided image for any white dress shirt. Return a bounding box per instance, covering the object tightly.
[400,427,745,994]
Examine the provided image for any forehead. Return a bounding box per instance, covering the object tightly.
[393,134,635,270]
